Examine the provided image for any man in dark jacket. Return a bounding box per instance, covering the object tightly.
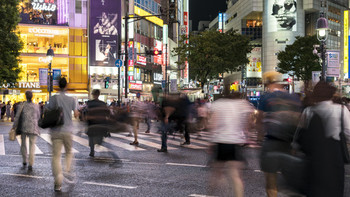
[86,89,110,157]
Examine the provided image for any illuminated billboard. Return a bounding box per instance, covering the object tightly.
[89,0,122,67]
[344,10,349,78]
[267,0,297,32]
[19,0,68,26]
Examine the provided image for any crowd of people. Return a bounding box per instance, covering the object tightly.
[8,72,350,196]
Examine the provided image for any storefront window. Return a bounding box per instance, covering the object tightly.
[19,56,69,82]
[18,26,69,55]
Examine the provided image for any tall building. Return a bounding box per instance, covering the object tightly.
[6,0,89,103]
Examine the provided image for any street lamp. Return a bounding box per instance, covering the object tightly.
[316,15,329,81]
[46,46,54,99]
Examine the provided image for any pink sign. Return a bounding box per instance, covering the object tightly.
[136,55,147,66]
[129,82,142,90]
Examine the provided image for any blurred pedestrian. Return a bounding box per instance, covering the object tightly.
[129,99,145,145]
[6,101,11,120]
[48,78,79,192]
[257,71,301,197]
[157,94,176,152]
[207,92,254,197]
[1,102,5,119]
[297,81,350,197]
[12,91,40,171]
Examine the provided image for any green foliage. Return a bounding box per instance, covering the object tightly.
[0,0,23,85]
[277,35,321,83]
[173,30,252,87]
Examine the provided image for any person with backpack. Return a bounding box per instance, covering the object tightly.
[257,71,301,197]
[47,78,79,192]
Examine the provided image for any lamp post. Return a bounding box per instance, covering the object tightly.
[46,46,54,100]
[316,14,329,81]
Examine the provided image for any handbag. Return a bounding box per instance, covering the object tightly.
[9,128,16,141]
[39,95,64,129]
[340,105,350,164]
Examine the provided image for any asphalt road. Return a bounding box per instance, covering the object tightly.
[0,120,349,197]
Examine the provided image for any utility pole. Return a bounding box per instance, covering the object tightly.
[124,0,129,99]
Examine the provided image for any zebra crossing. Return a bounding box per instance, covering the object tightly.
[0,131,213,156]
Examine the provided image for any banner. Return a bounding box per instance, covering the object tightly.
[39,68,48,86]
[247,47,262,78]
[267,0,297,32]
[52,69,61,86]
[89,0,121,67]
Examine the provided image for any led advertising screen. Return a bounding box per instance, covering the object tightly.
[267,0,297,32]
[89,0,122,67]
[19,0,68,26]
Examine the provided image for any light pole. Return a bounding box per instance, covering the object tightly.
[46,46,54,100]
[316,14,329,81]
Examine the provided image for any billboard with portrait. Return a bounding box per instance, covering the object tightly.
[267,0,297,32]
[19,0,68,26]
[89,0,121,67]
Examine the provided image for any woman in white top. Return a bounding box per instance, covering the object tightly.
[208,92,254,197]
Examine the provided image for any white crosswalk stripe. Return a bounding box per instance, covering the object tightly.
[16,135,43,154]
[0,135,5,155]
[0,130,211,155]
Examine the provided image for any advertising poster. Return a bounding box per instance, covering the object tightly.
[39,68,48,86]
[247,47,262,78]
[327,51,340,68]
[89,0,121,67]
[19,0,68,26]
[52,69,61,86]
[267,0,297,32]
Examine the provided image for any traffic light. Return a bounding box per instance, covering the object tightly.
[169,0,177,24]
[146,49,163,56]
[287,78,292,83]
[105,77,110,89]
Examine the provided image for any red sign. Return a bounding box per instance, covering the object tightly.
[136,55,147,66]
[129,82,142,90]
[184,12,188,26]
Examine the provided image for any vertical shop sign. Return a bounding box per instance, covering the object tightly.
[52,69,61,86]
[89,0,121,67]
[39,68,48,86]
[344,10,349,77]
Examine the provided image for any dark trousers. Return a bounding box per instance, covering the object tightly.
[176,117,190,143]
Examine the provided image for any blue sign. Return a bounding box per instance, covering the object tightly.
[52,69,61,86]
[115,59,123,68]
[161,80,166,89]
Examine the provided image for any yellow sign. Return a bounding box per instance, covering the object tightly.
[134,6,163,27]
[344,10,349,74]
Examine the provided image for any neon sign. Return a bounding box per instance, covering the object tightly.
[32,0,57,12]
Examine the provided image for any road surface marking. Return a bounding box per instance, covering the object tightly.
[166,162,207,168]
[145,132,210,147]
[148,136,206,149]
[0,135,5,155]
[104,136,145,151]
[189,195,218,197]
[254,170,262,173]
[72,135,109,152]
[16,135,43,154]
[40,134,79,153]
[111,133,176,150]
[2,173,44,179]
[83,181,137,189]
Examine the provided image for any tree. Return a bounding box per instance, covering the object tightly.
[0,0,23,85]
[277,35,320,90]
[173,29,252,88]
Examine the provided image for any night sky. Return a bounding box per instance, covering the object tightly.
[189,0,227,31]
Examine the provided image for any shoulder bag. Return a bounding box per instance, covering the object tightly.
[39,95,64,129]
[340,105,350,164]
[15,102,25,135]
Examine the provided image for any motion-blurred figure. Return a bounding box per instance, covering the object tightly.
[12,91,40,171]
[48,78,79,192]
[6,101,11,120]
[208,92,253,197]
[297,81,350,197]
[257,71,301,197]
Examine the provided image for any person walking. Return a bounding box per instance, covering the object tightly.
[48,78,79,192]
[12,91,40,171]
[257,71,301,197]
[6,101,12,121]
[207,92,253,197]
[297,81,350,197]
[129,99,145,145]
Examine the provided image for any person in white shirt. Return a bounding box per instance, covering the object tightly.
[208,92,254,197]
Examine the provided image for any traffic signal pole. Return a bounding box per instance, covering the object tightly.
[124,0,129,99]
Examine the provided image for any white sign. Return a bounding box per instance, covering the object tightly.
[327,51,340,68]
[153,73,163,82]
[18,82,41,89]
[247,47,262,78]
[327,67,340,77]
[312,71,321,86]
[31,0,57,12]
